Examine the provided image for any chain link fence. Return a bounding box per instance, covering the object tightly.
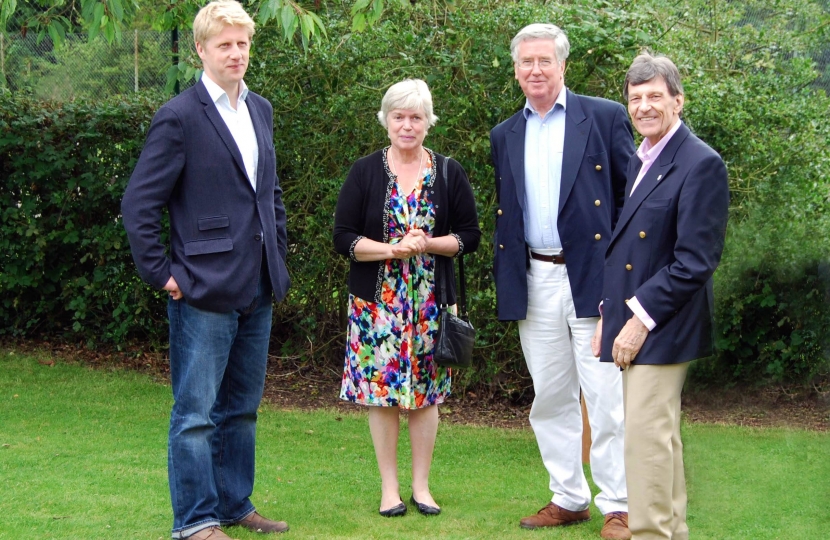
[0,30,195,101]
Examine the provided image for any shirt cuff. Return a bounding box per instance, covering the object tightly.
[628,296,656,331]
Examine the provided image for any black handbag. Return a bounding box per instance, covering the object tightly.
[433,155,475,369]
[434,256,475,368]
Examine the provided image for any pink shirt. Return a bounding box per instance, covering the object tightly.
[629,119,683,196]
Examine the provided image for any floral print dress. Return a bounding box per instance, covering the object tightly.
[340,150,450,409]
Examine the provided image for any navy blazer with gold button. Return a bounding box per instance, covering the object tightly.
[490,90,635,321]
[600,122,729,365]
[122,79,290,313]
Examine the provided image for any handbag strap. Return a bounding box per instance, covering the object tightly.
[439,155,468,319]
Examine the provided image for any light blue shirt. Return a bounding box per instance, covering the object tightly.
[523,88,567,250]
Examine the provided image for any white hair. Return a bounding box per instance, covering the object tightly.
[510,23,570,64]
[377,79,438,128]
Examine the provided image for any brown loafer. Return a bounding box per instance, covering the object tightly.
[185,526,232,540]
[601,511,631,539]
[234,511,289,534]
[519,502,590,529]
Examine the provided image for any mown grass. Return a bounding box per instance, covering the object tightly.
[1,349,827,539]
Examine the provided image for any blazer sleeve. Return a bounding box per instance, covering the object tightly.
[635,153,729,325]
[121,106,186,290]
[273,171,288,262]
[448,158,480,255]
[609,104,636,226]
[267,101,287,263]
[333,160,366,260]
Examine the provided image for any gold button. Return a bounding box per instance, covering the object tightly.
[594,200,601,206]
[499,244,504,249]
[595,165,602,171]
[626,264,633,271]
[639,231,646,238]
[497,209,503,216]
[625,299,629,304]
[595,234,601,240]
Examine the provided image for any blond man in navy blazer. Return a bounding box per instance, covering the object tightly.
[592,53,729,540]
[122,2,289,538]
[490,23,634,539]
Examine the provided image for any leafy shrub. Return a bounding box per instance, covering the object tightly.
[1,0,828,389]
[0,95,168,347]
[247,1,652,390]
[694,204,830,384]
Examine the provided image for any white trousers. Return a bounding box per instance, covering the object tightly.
[518,256,628,514]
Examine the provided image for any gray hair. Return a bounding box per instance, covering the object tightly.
[510,23,570,64]
[623,53,684,101]
[377,79,438,128]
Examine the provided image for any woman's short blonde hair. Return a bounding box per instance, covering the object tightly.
[377,79,439,128]
[193,0,255,46]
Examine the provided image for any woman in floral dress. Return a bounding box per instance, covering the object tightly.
[333,79,480,517]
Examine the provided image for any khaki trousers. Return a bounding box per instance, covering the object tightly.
[622,362,690,540]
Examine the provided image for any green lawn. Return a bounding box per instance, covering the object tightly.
[1,349,827,539]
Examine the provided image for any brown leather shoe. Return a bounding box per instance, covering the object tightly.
[185,526,232,540]
[234,511,289,534]
[519,502,590,529]
[601,512,631,540]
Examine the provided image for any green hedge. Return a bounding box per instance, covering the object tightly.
[0,96,168,346]
[1,0,828,387]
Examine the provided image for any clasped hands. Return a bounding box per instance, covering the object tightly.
[591,315,649,370]
[390,228,428,259]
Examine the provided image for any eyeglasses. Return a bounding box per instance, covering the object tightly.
[517,58,556,70]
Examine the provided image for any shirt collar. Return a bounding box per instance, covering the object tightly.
[636,118,683,162]
[523,87,568,120]
[201,72,249,106]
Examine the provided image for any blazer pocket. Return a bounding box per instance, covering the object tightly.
[585,151,607,168]
[198,215,230,231]
[642,198,672,209]
[184,238,233,256]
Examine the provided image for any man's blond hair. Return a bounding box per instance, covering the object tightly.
[193,0,255,46]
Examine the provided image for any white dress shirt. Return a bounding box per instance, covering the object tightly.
[201,73,259,191]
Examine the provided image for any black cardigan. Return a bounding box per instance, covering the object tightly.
[333,147,481,304]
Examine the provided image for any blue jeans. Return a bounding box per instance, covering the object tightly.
[166,273,272,538]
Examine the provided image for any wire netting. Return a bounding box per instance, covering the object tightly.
[0,30,196,100]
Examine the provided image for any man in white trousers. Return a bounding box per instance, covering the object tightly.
[489,23,635,539]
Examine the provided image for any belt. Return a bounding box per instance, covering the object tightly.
[529,251,566,264]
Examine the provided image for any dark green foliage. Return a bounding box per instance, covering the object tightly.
[0,95,168,347]
[654,0,830,384]
[247,1,652,390]
[693,201,830,385]
[1,0,828,388]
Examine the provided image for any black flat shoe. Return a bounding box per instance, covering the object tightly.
[410,495,441,515]
[379,501,407,517]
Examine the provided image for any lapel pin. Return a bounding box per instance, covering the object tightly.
[657,174,663,181]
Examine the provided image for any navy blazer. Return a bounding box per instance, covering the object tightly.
[490,90,635,321]
[600,123,729,365]
[122,79,290,313]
